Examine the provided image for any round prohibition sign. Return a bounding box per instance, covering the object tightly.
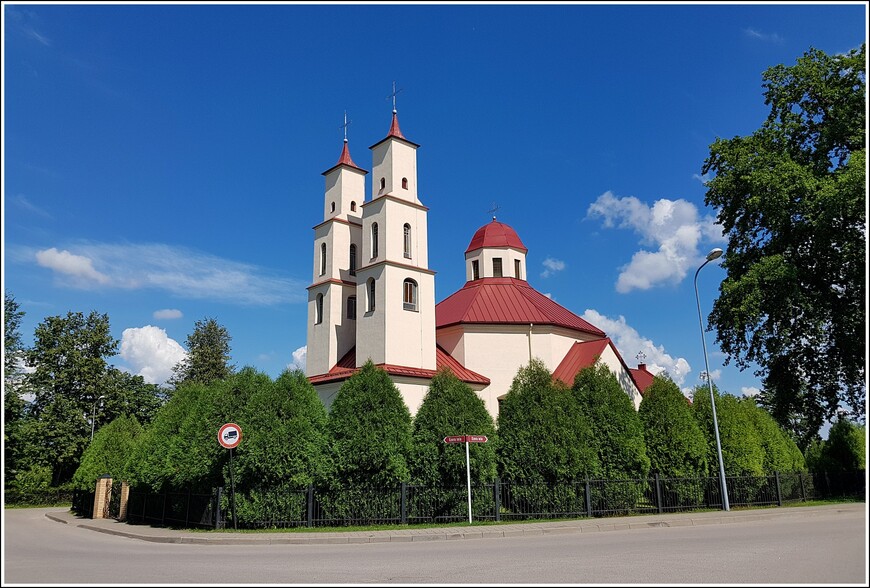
[218,423,242,449]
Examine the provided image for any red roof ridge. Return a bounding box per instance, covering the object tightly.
[465,219,528,254]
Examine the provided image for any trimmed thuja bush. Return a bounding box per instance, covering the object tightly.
[639,375,709,507]
[321,361,413,523]
[72,414,143,491]
[573,362,650,513]
[409,369,497,521]
[231,369,330,527]
[496,359,599,517]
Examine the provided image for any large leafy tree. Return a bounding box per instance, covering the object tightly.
[22,311,119,485]
[71,414,143,490]
[4,292,28,484]
[170,317,235,387]
[741,397,805,474]
[701,45,866,441]
[692,386,765,478]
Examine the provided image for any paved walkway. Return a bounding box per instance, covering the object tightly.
[44,502,865,546]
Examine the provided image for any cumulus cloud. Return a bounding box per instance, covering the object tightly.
[35,247,111,287]
[153,309,183,320]
[540,257,566,279]
[741,386,761,398]
[119,326,187,386]
[582,309,692,386]
[586,191,725,293]
[289,346,307,371]
[26,242,306,305]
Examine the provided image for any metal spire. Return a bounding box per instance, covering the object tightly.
[387,81,403,114]
[340,111,351,143]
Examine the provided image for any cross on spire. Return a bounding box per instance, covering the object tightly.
[387,81,403,114]
[635,351,647,363]
[340,111,351,143]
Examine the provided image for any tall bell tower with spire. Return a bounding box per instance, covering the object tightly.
[355,86,436,370]
[306,113,366,377]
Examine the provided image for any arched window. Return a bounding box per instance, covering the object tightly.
[367,278,376,312]
[330,202,335,213]
[403,279,417,311]
[371,223,379,258]
[320,243,327,276]
[349,244,357,276]
[350,201,357,212]
[402,177,408,190]
[347,296,357,320]
[403,223,412,259]
[315,293,324,324]
[379,177,386,191]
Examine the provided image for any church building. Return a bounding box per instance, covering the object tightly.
[306,107,654,418]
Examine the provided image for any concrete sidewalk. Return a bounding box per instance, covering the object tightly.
[44,502,865,546]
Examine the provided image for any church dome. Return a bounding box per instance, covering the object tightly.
[465,219,528,254]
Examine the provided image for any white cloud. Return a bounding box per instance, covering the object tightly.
[540,257,566,279]
[741,386,761,398]
[586,191,725,293]
[35,247,111,287]
[119,326,187,386]
[582,309,692,386]
[743,28,784,43]
[153,309,183,320]
[26,242,307,305]
[289,346,307,372]
[13,194,51,218]
[692,173,711,184]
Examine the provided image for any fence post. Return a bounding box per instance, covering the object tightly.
[161,491,167,526]
[798,471,806,502]
[185,487,192,527]
[654,473,663,514]
[306,484,314,528]
[214,487,224,529]
[400,482,407,525]
[494,478,501,522]
[92,475,112,519]
[585,478,593,518]
[118,481,130,522]
[774,471,783,507]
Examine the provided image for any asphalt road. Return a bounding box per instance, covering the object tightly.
[3,506,867,584]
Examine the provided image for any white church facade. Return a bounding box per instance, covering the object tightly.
[306,108,654,418]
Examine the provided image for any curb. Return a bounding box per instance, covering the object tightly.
[44,503,864,546]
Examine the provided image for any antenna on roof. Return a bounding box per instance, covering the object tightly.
[488,202,500,221]
[387,81,403,114]
[339,111,351,143]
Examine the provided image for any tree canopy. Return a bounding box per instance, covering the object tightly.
[701,45,866,442]
[170,317,235,388]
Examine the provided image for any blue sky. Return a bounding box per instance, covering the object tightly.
[3,3,866,413]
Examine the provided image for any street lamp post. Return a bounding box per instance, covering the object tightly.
[91,395,105,442]
[694,247,730,512]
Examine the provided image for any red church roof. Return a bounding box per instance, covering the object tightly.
[322,141,366,176]
[465,219,528,254]
[552,337,648,396]
[435,277,606,335]
[369,112,420,149]
[308,345,490,386]
[629,364,656,394]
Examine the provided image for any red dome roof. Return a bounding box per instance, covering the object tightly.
[465,219,528,254]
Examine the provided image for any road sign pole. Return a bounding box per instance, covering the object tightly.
[466,439,472,524]
[229,447,237,530]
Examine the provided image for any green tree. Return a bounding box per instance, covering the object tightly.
[326,361,413,488]
[409,369,496,518]
[233,369,330,525]
[22,311,119,485]
[818,418,865,474]
[4,292,28,485]
[639,375,708,482]
[741,397,806,474]
[692,385,765,478]
[71,415,143,490]
[701,45,866,441]
[170,317,234,388]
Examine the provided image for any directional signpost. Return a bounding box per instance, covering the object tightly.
[444,435,489,523]
[218,423,242,529]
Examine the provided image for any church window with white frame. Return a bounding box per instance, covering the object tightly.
[403,279,418,311]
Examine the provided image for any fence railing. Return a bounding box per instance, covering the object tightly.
[72,470,865,530]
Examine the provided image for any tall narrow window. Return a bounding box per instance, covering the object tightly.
[403,279,418,311]
[379,178,386,191]
[347,296,357,320]
[320,243,327,276]
[371,223,379,258]
[493,257,503,277]
[367,278,376,311]
[403,224,412,259]
[315,294,324,324]
[349,244,357,276]
[330,202,335,213]
[350,201,357,212]
[472,260,480,281]
[402,177,408,190]
[515,259,522,280]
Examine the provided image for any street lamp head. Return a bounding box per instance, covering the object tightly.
[706,248,724,262]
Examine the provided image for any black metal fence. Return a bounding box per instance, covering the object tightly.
[71,470,865,530]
